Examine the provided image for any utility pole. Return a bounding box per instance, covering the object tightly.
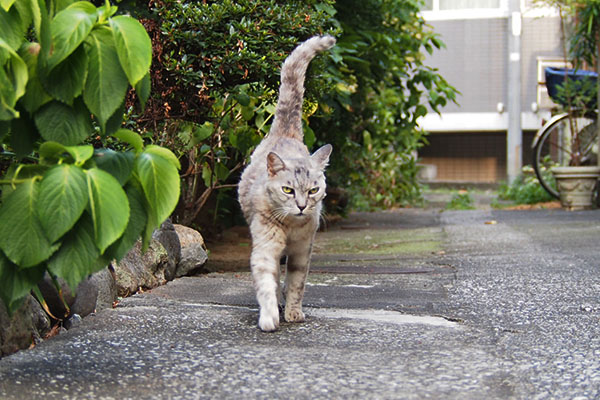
[507,0,522,183]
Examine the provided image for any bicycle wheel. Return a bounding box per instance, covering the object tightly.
[532,112,598,199]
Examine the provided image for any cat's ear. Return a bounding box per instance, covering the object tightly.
[267,152,286,176]
[311,144,332,169]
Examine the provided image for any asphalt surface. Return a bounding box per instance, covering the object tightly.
[1,208,599,399]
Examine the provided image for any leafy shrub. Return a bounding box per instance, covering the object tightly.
[125,0,339,227]
[497,165,555,205]
[445,192,475,210]
[499,165,556,205]
[0,0,180,315]
[311,0,457,209]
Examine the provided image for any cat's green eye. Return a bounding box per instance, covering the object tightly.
[282,186,295,195]
[308,187,319,195]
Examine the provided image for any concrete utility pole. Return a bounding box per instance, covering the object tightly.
[507,0,522,183]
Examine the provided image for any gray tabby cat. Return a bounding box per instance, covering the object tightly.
[238,35,336,331]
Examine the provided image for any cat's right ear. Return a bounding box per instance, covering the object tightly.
[267,152,286,176]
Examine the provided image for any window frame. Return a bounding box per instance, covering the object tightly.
[421,0,510,21]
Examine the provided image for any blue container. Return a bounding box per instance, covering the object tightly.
[545,67,597,109]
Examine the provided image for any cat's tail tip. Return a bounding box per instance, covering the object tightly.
[313,35,336,51]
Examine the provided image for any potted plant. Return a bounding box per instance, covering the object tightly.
[542,0,600,210]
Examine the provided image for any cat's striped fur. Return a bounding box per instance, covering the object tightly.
[238,36,336,331]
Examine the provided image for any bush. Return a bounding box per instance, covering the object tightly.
[0,0,180,315]
[126,0,456,224]
[311,0,457,209]
[125,0,339,227]
[497,165,555,205]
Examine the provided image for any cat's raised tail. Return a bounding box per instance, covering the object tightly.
[269,35,336,141]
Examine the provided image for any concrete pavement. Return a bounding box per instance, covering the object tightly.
[0,208,599,399]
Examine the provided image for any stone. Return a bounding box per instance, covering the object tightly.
[173,225,208,277]
[174,224,206,249]
[112,239,170,297]
[153,219,181,281]
[176,243,209,277]
[91,267,118,311]
[71,277,98,318]
[0,295,50,357]
[64,314,82,330]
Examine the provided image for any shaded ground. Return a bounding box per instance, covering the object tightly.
[1,207,599,399]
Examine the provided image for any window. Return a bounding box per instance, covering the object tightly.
[422,0,508,20]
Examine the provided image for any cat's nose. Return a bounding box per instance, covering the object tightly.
[297,204,306,212]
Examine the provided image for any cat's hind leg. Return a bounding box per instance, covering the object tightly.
[250,223,286,332]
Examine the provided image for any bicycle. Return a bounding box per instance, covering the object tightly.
[531,110,598,199]
[531,67,599,199]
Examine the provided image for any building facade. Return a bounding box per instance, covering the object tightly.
[418,0,563,183]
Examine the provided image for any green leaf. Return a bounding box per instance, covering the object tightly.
[134,72,150,109]
[83,26,129,131]
[109,15,152,87]
[192,121,213,144]
[103,100,124,136]
[0,4,26,50]
[0,253,46,316]
[19,43,52,114]
[93,148,134,185]
[46,2,96,71]
[47,213,104,292]
[113,128,143,153]
[37,164,88,243]
[0,39,28,120]
[1,0,17,12]
[0,179,59,267]
[104,181,147,262]
[144,145,181,169]
[41,44,87,104]
[134,150,180,235]
[34,100,92,145]
[85,167,130,254]
[39,141,94,165]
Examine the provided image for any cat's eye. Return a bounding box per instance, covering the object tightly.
[308,187,319,195]
[282,186,295,195]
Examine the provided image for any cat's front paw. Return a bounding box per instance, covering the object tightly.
[284,307,305,323]
[258,308,280,332]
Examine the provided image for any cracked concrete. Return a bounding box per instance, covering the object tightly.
[1,208,599,399]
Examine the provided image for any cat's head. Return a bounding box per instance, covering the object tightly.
[265,144,332,219]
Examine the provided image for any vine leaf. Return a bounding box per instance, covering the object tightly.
[134,150,180,248]
[83,26,129,131]
[46,2,96,71]
[85,167,130,254]
[94,148,134,185]
[37,164,88,243]
[104,181,147,262]
[34,100,92,145]
[0,253,46,316]
[109,15,152,87]
[0,179,59,267]
[47,214,103,292]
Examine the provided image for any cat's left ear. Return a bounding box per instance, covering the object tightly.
[311,144,332,169]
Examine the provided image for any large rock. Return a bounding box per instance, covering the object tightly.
[112,239,171,297]
[0,295,50,357]
[173,225,208,277]
[153,219,181,281]
[90,267,118,311]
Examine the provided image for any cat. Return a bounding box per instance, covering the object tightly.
[238,35,336,331]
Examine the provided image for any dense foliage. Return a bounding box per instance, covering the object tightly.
[0,0,180,315]
[129,0,456,224]
[312,0,457,209]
